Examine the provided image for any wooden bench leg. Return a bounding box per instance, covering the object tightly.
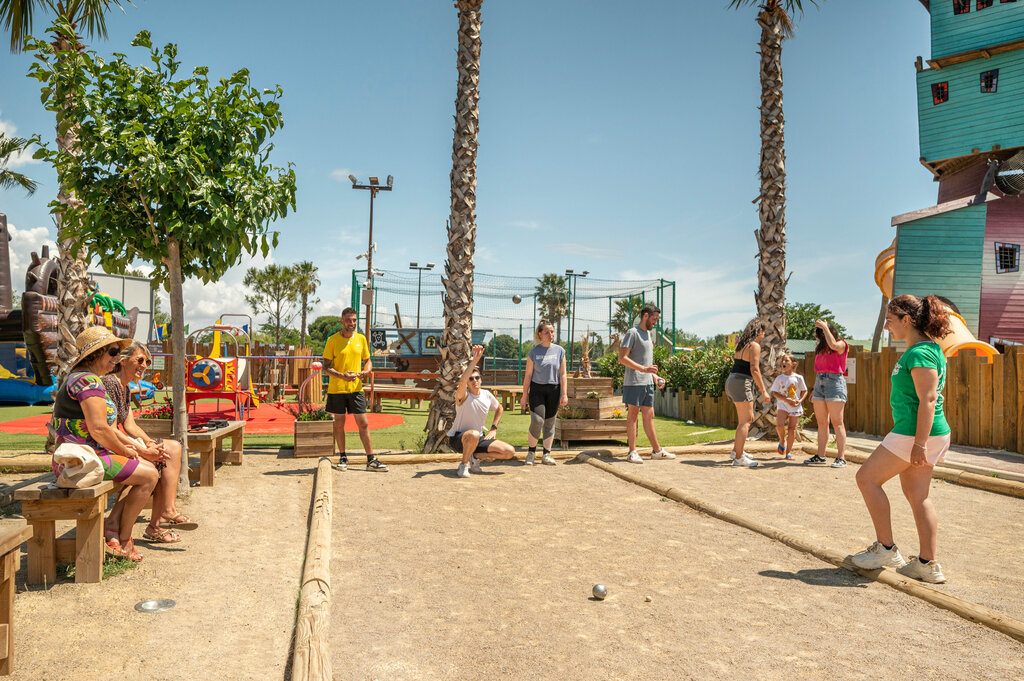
[25,520,55,587]
[0,550,16,675]
[230,431,243,465]
[74,497,104,584]
[200,444,215,487]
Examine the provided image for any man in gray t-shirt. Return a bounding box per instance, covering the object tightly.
[617,303,673,464]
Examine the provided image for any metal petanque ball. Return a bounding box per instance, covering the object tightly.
[592,584,607,600]
[512,294,522,304]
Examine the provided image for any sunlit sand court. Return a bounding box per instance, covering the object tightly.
[328,456,1024,680]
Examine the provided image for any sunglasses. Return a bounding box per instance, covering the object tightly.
[135,356,152,367]
[107,346,122,358]
[468,376,482,382]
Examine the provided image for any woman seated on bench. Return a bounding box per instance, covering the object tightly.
[52,328,159,562]
[103,341,195,544]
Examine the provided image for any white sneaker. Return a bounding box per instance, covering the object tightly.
[897,556,947,584]
[524,452,536,466]
[650,450,676,460]
[850,541,908,570]
[731,452,759,468]
[456,463,470,478]
[541,454,556,465]
[626,450,643,464]
[469,456,483,474]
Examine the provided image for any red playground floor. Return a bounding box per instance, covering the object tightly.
[0,401,404,436]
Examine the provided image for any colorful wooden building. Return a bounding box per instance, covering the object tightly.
[883,0,1024,351]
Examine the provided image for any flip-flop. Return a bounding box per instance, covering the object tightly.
[143,526,182,544]
[159,514,198,530]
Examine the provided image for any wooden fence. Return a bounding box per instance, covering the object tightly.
[674,345,1024,455]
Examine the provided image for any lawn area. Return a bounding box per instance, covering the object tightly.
[0,399,735,453]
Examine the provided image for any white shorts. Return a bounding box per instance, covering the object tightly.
[879,432,950,466]
[776,404,803,417]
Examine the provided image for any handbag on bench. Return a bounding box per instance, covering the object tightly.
[52,443,104,489]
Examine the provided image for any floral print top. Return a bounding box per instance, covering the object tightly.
[53,371,118,455]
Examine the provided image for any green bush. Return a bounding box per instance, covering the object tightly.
[596,345,734,396]
[596,353,624,389]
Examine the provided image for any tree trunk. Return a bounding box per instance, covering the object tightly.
[164,237,191,496]
[871,294,889,352]
[424,0,484,453]
[751,3,789,439]
[300,293,308,347]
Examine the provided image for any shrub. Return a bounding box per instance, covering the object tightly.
[558,407,590,420]
[138,401,173,419]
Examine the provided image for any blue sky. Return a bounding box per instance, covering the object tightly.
[0,0,936,341]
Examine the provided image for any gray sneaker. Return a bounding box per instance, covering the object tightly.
[626,451,643,464]
[897,556,947,584]
[541,454,556,465]
[456,463,470,478]
[366,457,389,472]
[524,452,536,466]
[334,457,348,471]
[830,457,847,468]
[469,456,483,474]
[850,541,908,570]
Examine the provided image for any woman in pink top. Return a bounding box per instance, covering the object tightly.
[806,319,849,468]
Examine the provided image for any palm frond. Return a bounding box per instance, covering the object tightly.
[0,132,39,194]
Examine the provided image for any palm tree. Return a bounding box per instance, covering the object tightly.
[424,0,484,453]
[610,296,645,334]
[1,1,131,383]
[0,133,38,194]
[292,261,320,348]
[534,273,569,342]
[728,0,821,434]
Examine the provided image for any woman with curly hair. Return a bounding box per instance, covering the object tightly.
[850,294,953,584]
[805,319,850,468]
[724,318,770,468]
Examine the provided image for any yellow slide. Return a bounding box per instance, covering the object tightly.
[874,239,998,362]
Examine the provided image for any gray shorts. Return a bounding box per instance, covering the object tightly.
[622,384,655,408]
[725,373,755,403]
[812,372,848,402]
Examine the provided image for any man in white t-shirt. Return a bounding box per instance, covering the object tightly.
[448,344,516,478]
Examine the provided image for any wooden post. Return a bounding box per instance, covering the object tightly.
[292,458,333,681]
[967,352,982,447]
[980,355,994,449]
[991,353,1005,452]
[1017,347,1024,454]
[1004,349,1019,453]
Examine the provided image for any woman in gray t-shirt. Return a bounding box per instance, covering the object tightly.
[520,320,567,465]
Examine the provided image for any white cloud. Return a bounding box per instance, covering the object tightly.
[508,219,539,231]
[7,223,57,296]
[329,168,357,183]
[549,243,618,260]
[0,112,40,169]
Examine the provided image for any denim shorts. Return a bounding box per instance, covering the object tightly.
[812,372,847,402]
[622,384,655,408]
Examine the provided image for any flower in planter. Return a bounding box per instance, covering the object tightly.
[585,390,600,399]
[138,401,173,419]
[610,408,625,419]
[284,401,333,422]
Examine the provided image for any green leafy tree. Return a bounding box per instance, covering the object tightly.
[244,264,299,348]
[292,260,319,348]
[534,273,568,342]
[785,302,847,340]
[484,333,520,359]
[3,2,135,382]
[0,133,38,194]
[29,26,297,493]
[256,322,300,348]
[308,315,341,352]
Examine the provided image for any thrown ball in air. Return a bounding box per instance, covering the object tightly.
[512,294,522,304]
[592,584,607,600]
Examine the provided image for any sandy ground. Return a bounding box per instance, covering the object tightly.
[330,458,1024,681]
[1,449,312,681]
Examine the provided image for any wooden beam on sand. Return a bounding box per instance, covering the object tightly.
[291,458,333,681]
[576,453,1024,645]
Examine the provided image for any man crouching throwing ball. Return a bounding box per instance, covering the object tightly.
[450,345,517,478]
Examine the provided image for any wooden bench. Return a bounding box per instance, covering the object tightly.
[0,522,32,675]
[364,385,434,412]
[14,480,113,585]
[186,420,245,487]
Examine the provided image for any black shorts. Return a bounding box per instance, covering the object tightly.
[326,391,367,415]
[529,382,561,418]
[449,432,495,454]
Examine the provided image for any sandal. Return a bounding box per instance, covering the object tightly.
[143,526,182,544]
[159,513,198,530]
[777,443,786,455]
[121,538,143,562]
[104,525,122,555]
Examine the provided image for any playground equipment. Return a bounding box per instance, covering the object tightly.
[0,214,137,403]
[185,314,260,420]
[873,238,998,363]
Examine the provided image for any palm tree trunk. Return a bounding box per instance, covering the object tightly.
[424,0,484,453]
[751,2,789,438]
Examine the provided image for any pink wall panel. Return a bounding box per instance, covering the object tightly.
[980,196,1024,344]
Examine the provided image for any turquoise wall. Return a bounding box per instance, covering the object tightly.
[893,203,987,333]
[931,2,1024,59]
[917,49,1024,162]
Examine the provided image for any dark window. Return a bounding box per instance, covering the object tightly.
[981,69,999,93]
[954,0,971,12]
[996,242,1020,274]
[978,0,993,8]
[932,82,950,105]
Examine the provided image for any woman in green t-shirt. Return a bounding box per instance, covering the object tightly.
[850,294,953,584]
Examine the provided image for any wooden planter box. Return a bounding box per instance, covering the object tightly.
[566,377,614,398]
[554,418,628,447]
[293,420,335,458]
[565,396,623,419]
[135,418,174,439]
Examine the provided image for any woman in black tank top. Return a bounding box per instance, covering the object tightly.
[724,318,771,468]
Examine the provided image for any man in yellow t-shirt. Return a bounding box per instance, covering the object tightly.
[322,307,387,472]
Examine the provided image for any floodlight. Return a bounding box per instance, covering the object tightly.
[387,175,394,188]
[410,262,418,267]
[348,174,357,185]
[426,262,435,268]
[565,268,574,275]
[369,176,379,186]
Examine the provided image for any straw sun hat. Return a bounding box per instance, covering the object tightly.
[71,326,131,370]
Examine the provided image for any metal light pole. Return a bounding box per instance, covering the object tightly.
[350,174,393,339]
[409,262,435,329]
[565,268,589,371]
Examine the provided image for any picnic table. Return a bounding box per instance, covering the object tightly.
[0,522,32,675]
[491,385,526,413]
[186,420,245,487]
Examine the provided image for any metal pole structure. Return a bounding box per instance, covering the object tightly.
[409,262,435,329]
[517,323,523,384]
[564,269,588,374]
[348,174,393,339]
[672,281,677,349]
